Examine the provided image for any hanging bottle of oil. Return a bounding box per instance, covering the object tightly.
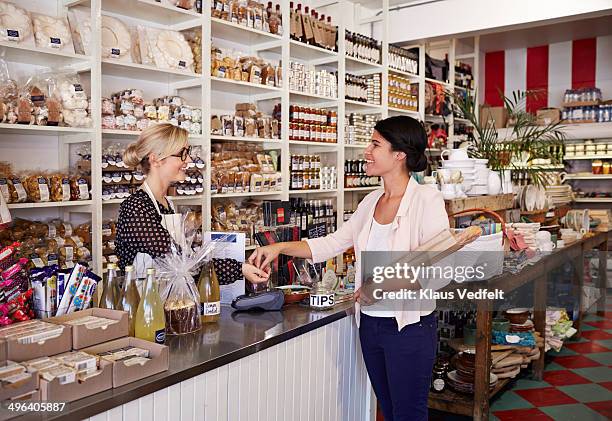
[135,268,166,344]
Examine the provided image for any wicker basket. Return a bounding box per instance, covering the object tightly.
[448,208,507,281]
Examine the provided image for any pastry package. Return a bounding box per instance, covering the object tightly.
[70,176,89,201]
[0,2,35,47]
[23,174,50,203]
[6,176,26,203]
[101,16,133,62]
[67,7,91,55]
[141,27,194,71]
[49,174,71,202]
[51,72,91,128]
[0,56,18,124]
[31,13,75,53]
[184,28,202,74]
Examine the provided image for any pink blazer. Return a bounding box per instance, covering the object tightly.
[306,177,450,330]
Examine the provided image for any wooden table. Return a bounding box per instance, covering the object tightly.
[428,231,609,420]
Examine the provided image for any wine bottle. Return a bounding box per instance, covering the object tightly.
[99,263,118,309]
[135,268,166,344]
[199,261,220,323]
[117,265,140,337]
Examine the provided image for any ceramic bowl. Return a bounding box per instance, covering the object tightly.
[492,318,510,332]
[504,308,530,325]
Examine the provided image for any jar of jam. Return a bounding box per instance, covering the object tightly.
[431,356,449,393]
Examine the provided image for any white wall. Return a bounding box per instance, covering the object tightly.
[388,0,612,43]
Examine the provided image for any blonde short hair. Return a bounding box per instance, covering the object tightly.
[123,123,189,173]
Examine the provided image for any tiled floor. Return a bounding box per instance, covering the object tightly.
[488,296,612,421]
[378,295,612,421]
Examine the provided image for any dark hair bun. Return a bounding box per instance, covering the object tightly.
[373,116,428,172]
[407,153,428,172]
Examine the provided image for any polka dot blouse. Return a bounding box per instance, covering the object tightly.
[116,190,242,284]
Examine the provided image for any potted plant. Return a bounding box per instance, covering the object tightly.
[451,89,566,187]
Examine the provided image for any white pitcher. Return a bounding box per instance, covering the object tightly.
[441,148,469,161]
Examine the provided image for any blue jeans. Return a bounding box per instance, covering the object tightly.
[359,312,438,421]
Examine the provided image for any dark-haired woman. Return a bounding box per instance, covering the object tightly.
[249,116,449,420]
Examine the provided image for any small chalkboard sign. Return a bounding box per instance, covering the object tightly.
[307,222,327,239]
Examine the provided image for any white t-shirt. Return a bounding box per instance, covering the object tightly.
[361,218,396,317]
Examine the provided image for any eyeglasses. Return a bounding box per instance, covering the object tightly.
[169,146,192,161]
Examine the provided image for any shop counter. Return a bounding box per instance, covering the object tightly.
[7,301,372,421]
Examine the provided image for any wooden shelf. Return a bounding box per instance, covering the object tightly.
[8,200,93,210]
[425,77,452,88]
[101,60,201,83]
[345,55,383,72]
[344,99,383,112]
[344,186,380,192]
[565,155,612,160]
[565,174,612,180]
[288,140,338,147]
[212,191,282,198]
[574,197,612,203]
[445,194,515,214]
[211,17,282,45]
[289,189,338,195]
[428,378,511,417]
[0,124,94,136]
[290,40,338,62]
[388,107,419,117]
[0,41,91,68]
[388,68,420,79]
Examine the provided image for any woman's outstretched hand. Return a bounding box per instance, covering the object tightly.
[241,263,270,284]
[248,243,283,270]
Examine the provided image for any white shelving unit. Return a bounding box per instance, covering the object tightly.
[574,198,612,203]
[4,0,473,272]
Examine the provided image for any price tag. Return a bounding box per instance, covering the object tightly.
[49,37,61,48]
[111,48,120,58]
[6,29,19,41]
[178,60,186,68]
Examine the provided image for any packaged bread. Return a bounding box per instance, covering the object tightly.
[49,174,71,202]
[142,27,194,71]
[23,175,50,202]
[70,176,89,200]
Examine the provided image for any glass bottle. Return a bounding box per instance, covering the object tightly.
[199,261,220,323]
[100,263,118,309]
[135,268,166,344]
[117,265,140,336]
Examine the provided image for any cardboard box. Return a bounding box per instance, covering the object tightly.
[8,389,40,402]
[40,359,112,402]
[0,323,72,363]
[82,337,169,388]
[480,105,508,129]
[0,362,39,401]
[48,309,128,350]
[537,108,561,125]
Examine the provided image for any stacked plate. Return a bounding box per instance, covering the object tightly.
[447,352,498,394]
[510,319,534,333]
[447,370,498,394]
[516,185,547,211]
[545,185,574,206]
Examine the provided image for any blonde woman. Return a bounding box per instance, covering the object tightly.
[116,123,268,284]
